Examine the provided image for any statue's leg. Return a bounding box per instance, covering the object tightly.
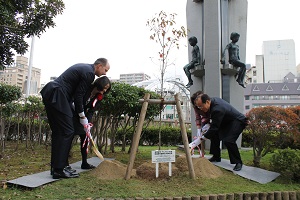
[232,61,246,83]
[240,65,246,83]
[232,61,246,88]
[184,64,194,85]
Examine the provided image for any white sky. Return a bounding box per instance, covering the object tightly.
[23,0,300,84]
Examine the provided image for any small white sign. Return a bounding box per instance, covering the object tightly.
[151,150,176,163]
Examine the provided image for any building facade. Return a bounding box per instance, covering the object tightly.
[262,39,296,83]
[0,56,41,94]
[119,73,151,85]
[244,74,300,114]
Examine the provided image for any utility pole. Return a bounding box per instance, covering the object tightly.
[26,36,35,97]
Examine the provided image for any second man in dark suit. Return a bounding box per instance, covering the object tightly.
[193,92,248,171]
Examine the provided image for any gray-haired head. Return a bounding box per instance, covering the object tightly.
[94,58,108,66]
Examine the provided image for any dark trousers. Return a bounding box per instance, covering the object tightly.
[209,120,245,164]
[79,134,88,165]
[231,60,246,83]
[44,103,74,169]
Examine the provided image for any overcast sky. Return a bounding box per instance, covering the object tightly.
[23,0,300,84]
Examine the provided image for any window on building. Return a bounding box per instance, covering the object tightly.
[245,105,250,110]
[245,96,250,100]
[253,71,257,76]
[253,85,260,91]
[266,85,273,91]
[282,84,289,91]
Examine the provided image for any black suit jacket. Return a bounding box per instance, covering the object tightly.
[204,97,247,141]
[40,63,95,117]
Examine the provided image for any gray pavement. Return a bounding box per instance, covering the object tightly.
[7,157,105,188]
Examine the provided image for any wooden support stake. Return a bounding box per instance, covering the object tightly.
[124,93,150,180]
[174,93,195,179]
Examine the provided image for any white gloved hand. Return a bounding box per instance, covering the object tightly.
[201,124,210,134]
[200,135,207,141]
[197,129,201,137]
[83,123,91,134]
[189,137,201,149]
[80,117,88,126]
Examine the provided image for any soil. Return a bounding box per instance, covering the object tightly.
[91,155,223,180]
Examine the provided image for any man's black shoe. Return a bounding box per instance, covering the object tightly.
[233,163,243,171]
[208,156,221,162]
[64,166,76,174]
[52,169,79,179]
[81,163,96,169]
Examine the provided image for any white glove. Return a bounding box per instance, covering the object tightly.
[80,117,88,126]
[189,137,201,149]
[201,124,210,134]
[200,135,207,141]
[197,129,201,137]
[83,123,91,134]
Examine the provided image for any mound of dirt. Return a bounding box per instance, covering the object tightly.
[91,155,223,180]
[90,160,136,180]
[175,155,223,178]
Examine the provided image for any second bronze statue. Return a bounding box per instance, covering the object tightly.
[221,32,246,88]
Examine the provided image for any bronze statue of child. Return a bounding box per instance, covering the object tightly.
[183,36,201,88]
[220,32,246,88]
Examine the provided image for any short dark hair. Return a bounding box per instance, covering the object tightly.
[199,93,210,104]
[94,58,108,66]
[191,90,203,107]
[191,92,211,105]
[92,76,111,94]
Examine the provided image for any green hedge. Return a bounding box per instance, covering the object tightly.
[270,148,300,182]
[115,126,192,146]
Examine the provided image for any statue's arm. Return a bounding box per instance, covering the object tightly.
[220,44,229,64]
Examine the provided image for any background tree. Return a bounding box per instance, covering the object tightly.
[0,83,22,151]
[91,82,161,154]
[0,0,65,68]
[146,10,187,148]
[23,96,45,148]
[245,106,300,167]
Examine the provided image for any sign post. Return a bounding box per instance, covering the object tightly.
[151,150,175,177]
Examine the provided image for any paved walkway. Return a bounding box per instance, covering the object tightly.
[7,157,105,188]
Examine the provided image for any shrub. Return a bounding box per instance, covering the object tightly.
[270,148,300,182]
[116,126,191,146]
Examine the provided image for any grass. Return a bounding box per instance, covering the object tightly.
[0,142,299,199]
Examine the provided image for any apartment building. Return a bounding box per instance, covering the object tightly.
[244,73,300,114]
[0,56,41,94]
[119,73,151,85]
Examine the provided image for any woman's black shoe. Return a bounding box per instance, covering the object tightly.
[52,169,79,179]
[81,163,96,169]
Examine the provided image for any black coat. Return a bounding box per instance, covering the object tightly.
[40,63,95,117]
[204,97,247,142]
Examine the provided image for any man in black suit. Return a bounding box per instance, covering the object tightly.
[193,92,248,171]
[40,58,110,179]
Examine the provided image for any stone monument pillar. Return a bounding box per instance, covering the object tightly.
[186,0,248,148]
